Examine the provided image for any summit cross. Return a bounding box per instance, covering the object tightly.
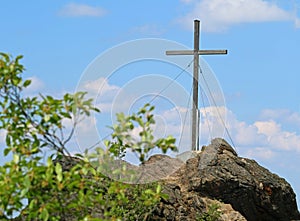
[166,20,227,151]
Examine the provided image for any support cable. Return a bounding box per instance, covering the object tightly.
[200,85,213,142]
[178,85,193,148]
[84,59,195,153]
[148,59,194,104]
[199,65,236,151]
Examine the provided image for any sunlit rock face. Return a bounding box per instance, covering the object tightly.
[153,138,300,221]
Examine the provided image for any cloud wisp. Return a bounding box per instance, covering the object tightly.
[178,0,299,32]
[58,3,107,17]
[260,109,300,128]
[220,107,300,159]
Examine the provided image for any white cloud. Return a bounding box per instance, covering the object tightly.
[230,111,300,157]
[125,105,300,157]
[244,147,276,160]
[196,106,300,159]
[59,3,106,17]
[255,120,281,137]
[260,109,300,127]
[178,0,299,32]
[234,122,265,146]
[83,77,120,113]
[161,106,189,123]
[83,77,119,97]
[254,120,300,151]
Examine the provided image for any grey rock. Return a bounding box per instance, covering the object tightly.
[157,138,300,221]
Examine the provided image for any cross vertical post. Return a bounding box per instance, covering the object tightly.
[166,20,227,151]
[192,20,200,152]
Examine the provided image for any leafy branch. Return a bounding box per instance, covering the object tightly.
[106,103,177,163]
[0,53,176,220]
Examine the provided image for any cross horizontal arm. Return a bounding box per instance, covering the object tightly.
[166,49,227,56]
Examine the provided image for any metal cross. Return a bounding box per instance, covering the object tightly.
[166,20,227,151]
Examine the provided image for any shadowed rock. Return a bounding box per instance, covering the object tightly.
[154,138,300,221]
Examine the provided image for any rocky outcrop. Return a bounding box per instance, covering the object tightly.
[153,183,247,221]
[15,138,300,220]
[153,138,300,221]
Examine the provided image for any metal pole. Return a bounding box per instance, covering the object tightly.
[192,20,200,151]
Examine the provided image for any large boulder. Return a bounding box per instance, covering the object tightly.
[154,138,300,221]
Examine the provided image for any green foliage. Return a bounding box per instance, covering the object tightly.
[0,53,99,157]
[0,53,177,220]
[197,203,222,221]
[107,103,177,163]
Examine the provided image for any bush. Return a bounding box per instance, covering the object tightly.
[0,53,176,220]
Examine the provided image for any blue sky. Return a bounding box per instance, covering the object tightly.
[1,0,300,207]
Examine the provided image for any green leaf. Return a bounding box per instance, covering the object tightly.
[5,135,11,146]
[136,117,144,127]
[12,77,21,85]
[60,112,71,118]
[28,199,37,210]
[156,184,162,194]
[47,157,52,167]
[20,188,28,197]
[40,207,49,221]
[4,148,10,156]
[149,105,155,111]
[144,189,154,195]
[104,140,110,147]
[82,167,88,175]
[23,79,31,87]
[0,52,10,62]
[15,55,24,62]
[55,163,63,182]
[13,154,19,164]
